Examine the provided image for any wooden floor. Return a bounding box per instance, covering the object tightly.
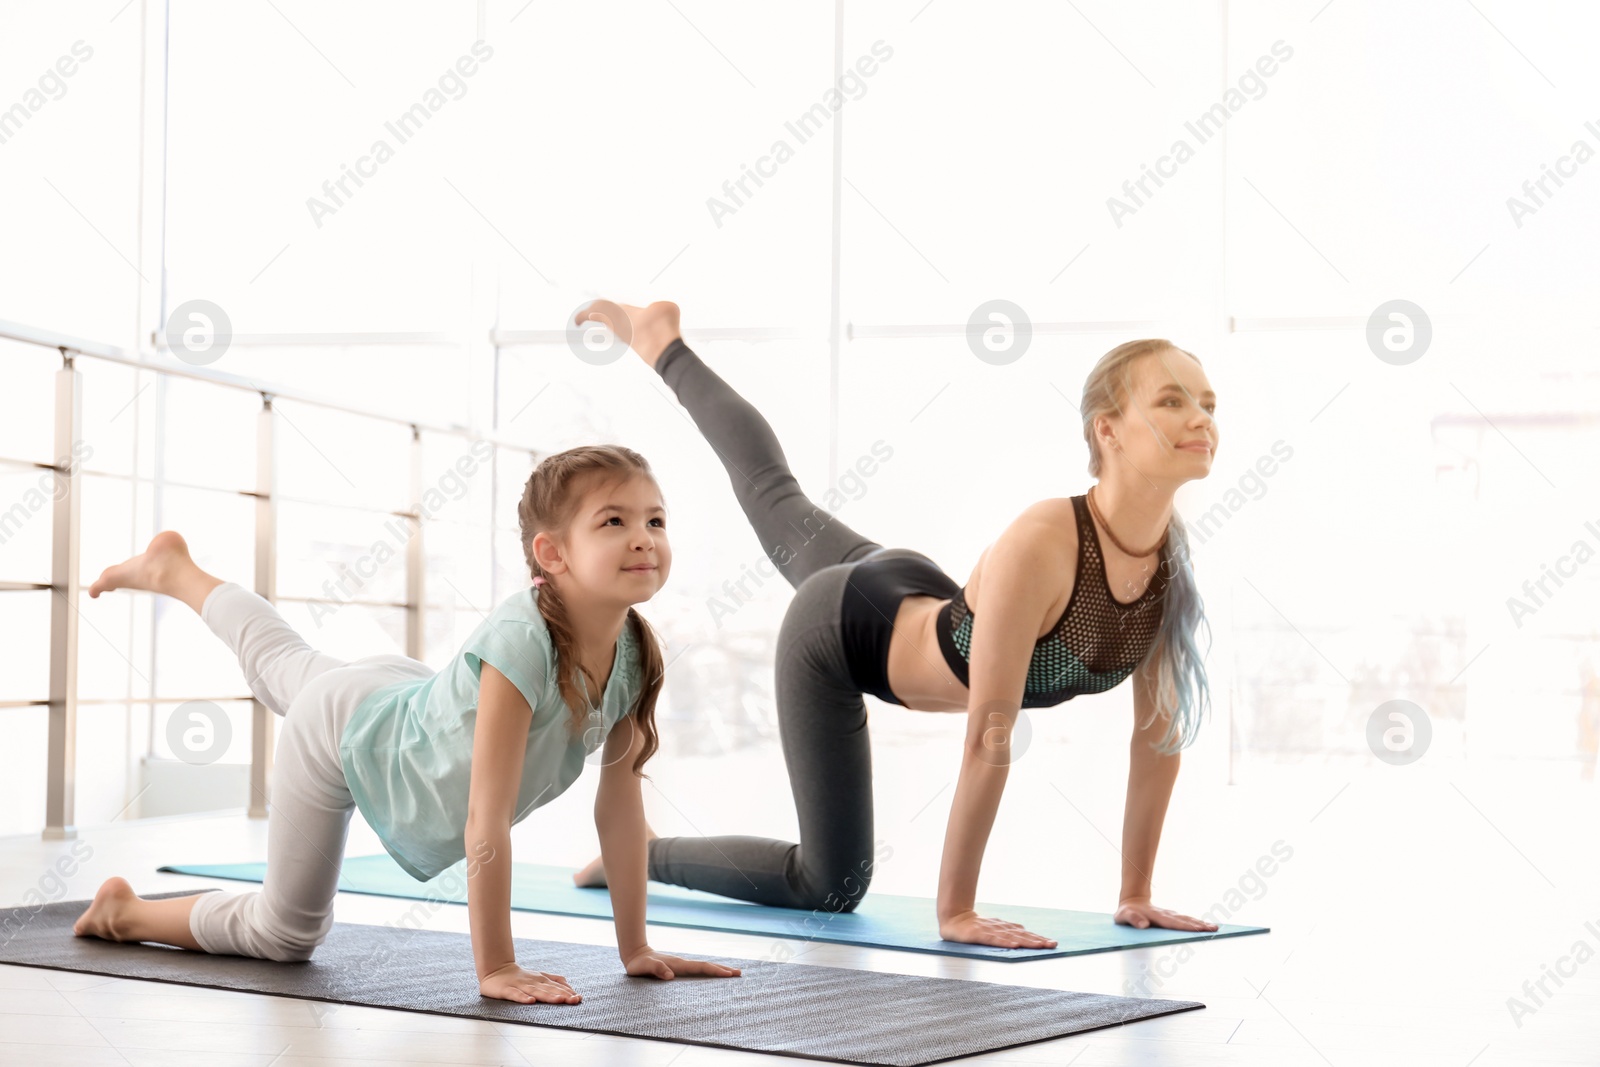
[2,761,1597,1066]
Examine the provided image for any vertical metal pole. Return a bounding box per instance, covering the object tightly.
[136,0,172,357]
[826,0,845,486]
[406,426,425,661]
[248,395,277,819]
[44,358,83,840]
[1228,581,1236,786]
[490,348,500,605]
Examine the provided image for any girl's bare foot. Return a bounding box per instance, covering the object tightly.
[73,876,206,951]
[573,825,659,888]
[88,530,222,614]
[573,300,681,369]
[72,876,137,941]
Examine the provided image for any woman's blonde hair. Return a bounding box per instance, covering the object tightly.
[1081,339,1213,755]
[517,444,665,776]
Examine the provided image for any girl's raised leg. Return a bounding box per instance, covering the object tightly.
[89,531,346,716]
[76,531,355,957]
[76,680,360,961]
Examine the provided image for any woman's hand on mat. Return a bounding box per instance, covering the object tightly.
[937,910,1058,950]
[479,962,583,1004]
[622,946,743,981]
[1114,898,1219,932]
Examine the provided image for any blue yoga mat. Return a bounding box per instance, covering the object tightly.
[158,854,1268,961]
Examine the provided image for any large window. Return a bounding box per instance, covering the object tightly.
[4,0,1598,838]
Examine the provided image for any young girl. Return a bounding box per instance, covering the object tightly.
[72,445,740,1003]
[571,299,1221,950]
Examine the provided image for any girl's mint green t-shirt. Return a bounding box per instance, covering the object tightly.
[338,585,642,882]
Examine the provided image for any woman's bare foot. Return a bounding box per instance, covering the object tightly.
[88,530,222,614]
[573,300,681,369]
[573,826,659,888]
[72,876,137,941]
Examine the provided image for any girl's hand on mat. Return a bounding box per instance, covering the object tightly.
[479,962,582,1004]
[623,947,743,981]
[1114,898,1219,932]
[938,910,1058,949]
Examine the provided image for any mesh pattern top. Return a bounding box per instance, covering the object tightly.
[935,494,1169,709]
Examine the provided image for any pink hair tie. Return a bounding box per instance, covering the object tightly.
[531,575,547,588]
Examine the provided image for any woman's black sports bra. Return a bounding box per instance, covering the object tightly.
[937,494,1169,707]
[838,495,1169,709]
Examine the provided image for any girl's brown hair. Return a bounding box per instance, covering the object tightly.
[517,444,664,776]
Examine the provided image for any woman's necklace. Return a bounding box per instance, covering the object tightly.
[1086,485,1168,558]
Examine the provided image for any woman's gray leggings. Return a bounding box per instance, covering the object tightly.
[645,337,897,912]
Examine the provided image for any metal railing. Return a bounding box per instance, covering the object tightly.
[0,319,538,839]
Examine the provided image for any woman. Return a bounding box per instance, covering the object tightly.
[574,299,1219,949]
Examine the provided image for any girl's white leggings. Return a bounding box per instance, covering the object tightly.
[186,581,433,961]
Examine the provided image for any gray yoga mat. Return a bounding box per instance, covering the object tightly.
[1,890,1204,1067]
